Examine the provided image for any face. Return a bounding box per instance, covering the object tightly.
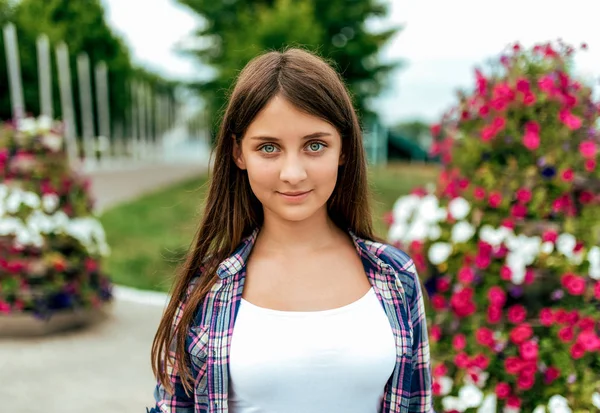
[233,95,344,224]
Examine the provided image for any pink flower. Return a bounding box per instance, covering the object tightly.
[558,326,574,342]
[577,330,600,351]
[523,131,540,150]
[472,353,490,370]
[495,382,511,399]
[488,191,502,208]
[519,340,538,360]
[510,204,527,219]
[0,301,10,314]
[500,265,512,281]
[594,282,600,300]
[475,69,487,95]
[544,366,560,384]
[488,286,507,306]
[436,277,451,293]
[510,323,533,344]
[516,78,530,92]
[473,186,486,201]
[455,352,470,369]
[430,325,442,342]
[585,159,597,172]
[487,305,503,324]
[538,75,555,94]
[450,288,476,318]
[493,116,507,131]
[523,91,536,106]
[517,372,535,390]
[458,267,475,284]
[561,168,574,182]
[571,342,586,359]
[561,272,586,296]
[433,364,447,378]
[579,140,597,159]
[540,308,554,326]
[430,124,441,137]
[508,305,527,324]
[559,109,582,130]
[516,188,532,203]
[504,356,523,374]
[476,327,495,347]
[481,125,497,142]
[542,230,558,243]
[431,294,446,310]
[452,334,467,351]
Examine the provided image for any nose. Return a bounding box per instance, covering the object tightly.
[279,153,307,185]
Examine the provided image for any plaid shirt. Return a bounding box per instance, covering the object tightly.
[147,228,432,413]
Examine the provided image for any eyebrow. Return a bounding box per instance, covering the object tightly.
[249,132,332,141]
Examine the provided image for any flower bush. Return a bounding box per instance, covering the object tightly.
[0,116,112,318]
[387,41,600,412]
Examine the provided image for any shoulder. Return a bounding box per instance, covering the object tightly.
[364,239,420,303]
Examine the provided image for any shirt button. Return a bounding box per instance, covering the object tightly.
[212,350,217,355]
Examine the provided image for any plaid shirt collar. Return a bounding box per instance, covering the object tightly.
[216,227,391,280]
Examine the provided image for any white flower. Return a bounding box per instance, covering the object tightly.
[459,383,484,408]
[479,225,511,248]
[428,242,452,265]
[540,241,554,255]
[419,195,440,220]
[556,233,576,258]
[533,405,546,413]
[451,221,475,243]
[22,191,40,209]
[17,117,36,134]
[477,394,497,413]
[428,224,442,240]
[41,133,63,152]
[37,115,52,131]
[442,396,466,413]
[42,193,60,213]
[5,191,23,213]
[0,184,8,200]
[548,395,572,413]
[405,219,429,242]
[587,247,600,280]
[0,216,22,235]
[438,376,453,396]
[592,392,600,409]
[506,253,527,285]
[392,195,420,223]
[448,196,471,220]
[388,223,407,243]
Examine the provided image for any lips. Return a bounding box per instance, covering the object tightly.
[279,190,311,196]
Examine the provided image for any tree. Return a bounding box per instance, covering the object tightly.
[387,41,600,412]
[0,0,178,139]
[177,0,399,130]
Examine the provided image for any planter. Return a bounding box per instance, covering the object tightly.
[0,301,113,337]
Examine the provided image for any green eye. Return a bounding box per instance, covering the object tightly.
[261,144,276,153]
[308,142,324,152]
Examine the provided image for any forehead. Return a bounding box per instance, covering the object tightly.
[244,95,338,140]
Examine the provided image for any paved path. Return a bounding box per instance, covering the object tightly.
[0,156,209,412]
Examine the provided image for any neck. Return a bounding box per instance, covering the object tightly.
[257,207,345,254]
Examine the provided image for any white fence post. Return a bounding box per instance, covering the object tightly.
[3,23,25,121]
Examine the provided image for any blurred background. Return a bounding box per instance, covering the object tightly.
[0,0,599,411]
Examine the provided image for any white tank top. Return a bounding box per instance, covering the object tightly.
[228,287,397,413]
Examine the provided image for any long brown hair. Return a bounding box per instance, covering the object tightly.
[151,47,381,395]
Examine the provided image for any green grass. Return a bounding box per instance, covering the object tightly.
[99,162,439,291]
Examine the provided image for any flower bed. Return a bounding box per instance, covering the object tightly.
[387,42,600,412]
[0,116,112,326]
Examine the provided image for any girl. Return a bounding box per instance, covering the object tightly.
[147,48,432,413]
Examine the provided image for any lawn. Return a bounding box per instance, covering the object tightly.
[99,162,439,292]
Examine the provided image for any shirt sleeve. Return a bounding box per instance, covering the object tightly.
[406,262,434,413]
[147,296,196,413]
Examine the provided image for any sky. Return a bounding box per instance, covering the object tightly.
[102,0,600,126]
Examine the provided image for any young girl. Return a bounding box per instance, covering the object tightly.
[147,48,432,413]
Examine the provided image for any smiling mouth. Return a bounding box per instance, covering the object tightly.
[279,190,312,196]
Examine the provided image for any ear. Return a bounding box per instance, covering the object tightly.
[338,152,346,166]
[232,136,247,170]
